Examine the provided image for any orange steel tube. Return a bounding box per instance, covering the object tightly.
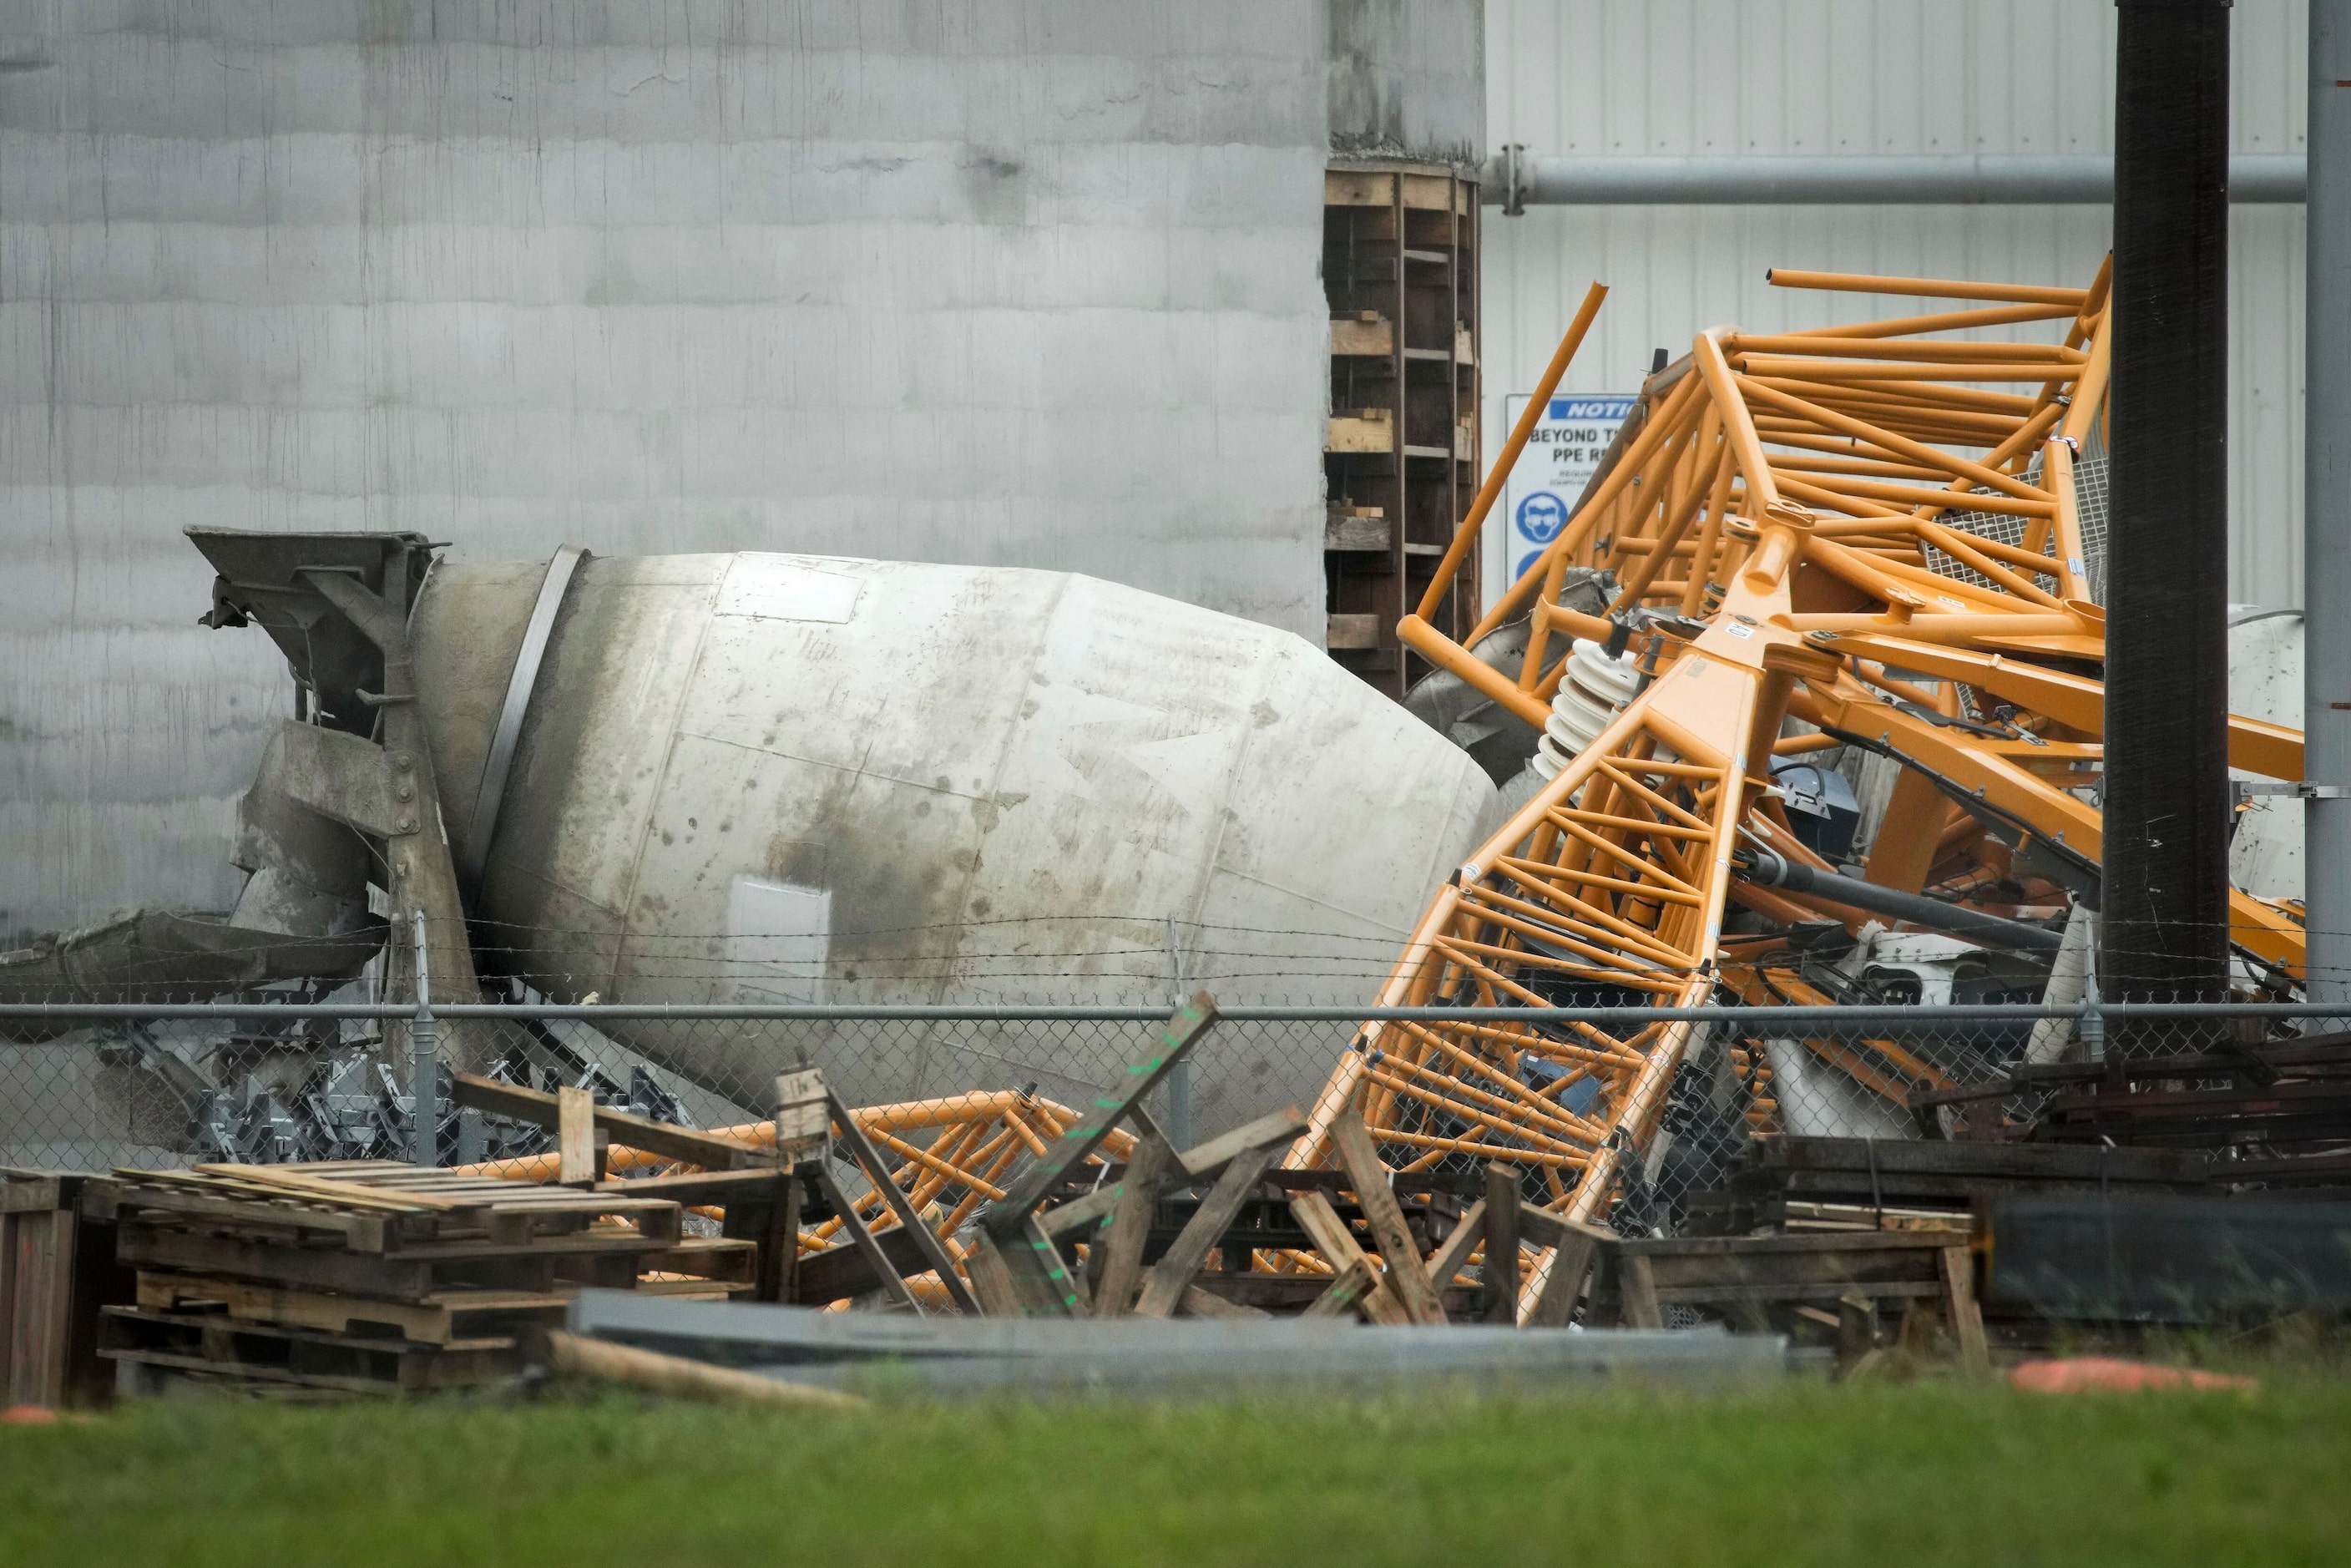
[1737,377,2043,501]
[1748,377,2040,419]
[1695,331,1778,514]
[1763,268,2088,307]
[1740,357,2091,383]
[1519,547,1574,690]
[1467,373,1707,644]
[1681,445,1739,615]
[1802,301,2079,339]
[1909,402,2068,522]
[2067,254,2116,346]
[2060,318,2111,446]
[2043,437,2091,600]
[1727,334,2086,364]
[1417,281,1608,620]
[1397,615,1582,731]
[1610,409,1723,612]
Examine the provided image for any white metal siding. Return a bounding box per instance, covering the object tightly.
[1482,0,2308,612]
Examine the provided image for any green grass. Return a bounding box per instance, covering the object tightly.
[5,1375,2348,1566]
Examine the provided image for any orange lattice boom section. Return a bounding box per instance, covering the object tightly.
[1293,265,2308,1281]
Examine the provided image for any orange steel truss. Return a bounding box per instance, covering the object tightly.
[1294,264,2310,1288]
[463,1088,1130,1300]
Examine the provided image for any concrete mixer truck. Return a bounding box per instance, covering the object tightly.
[2,528,1496,1152]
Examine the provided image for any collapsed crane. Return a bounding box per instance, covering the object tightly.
[1292,266,2309,1250]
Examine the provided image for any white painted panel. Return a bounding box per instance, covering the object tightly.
[715,556,862,624]
[725,876,833,1005]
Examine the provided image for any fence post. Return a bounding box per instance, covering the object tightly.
[2078,984,2106,1066]
[411,909,441,1166]
[1163,914,1194,1149]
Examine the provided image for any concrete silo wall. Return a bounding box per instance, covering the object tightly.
[0,2,1483,943]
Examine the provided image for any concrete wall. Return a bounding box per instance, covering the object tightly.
[0,1,1484,941]
[1330,0,1484,165]
[1479,0,2307,614]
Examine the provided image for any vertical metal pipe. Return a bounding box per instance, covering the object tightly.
[1163,914,1192,1149]
[2309,1,2351,1009]
[2102,0,2235,1030]
[411,909,441,1166]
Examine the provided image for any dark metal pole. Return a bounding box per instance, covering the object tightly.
[2102,0,2234,1034]
[2308,1,2351,1011]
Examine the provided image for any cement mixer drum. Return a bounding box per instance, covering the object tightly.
[413,551,1495,1115]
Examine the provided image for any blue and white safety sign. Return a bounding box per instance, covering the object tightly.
[1500,393,1636,589]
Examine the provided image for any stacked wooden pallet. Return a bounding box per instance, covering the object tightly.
[89,1161,752,1398]
[1687,1135,2213,1236]
[3,1168,119,1408]
[1903,1031,2351,1161]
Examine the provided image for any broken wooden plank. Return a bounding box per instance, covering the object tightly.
[1327,1110,1449,1326]
[812,1166,920,1316]
[1302,1257,1382,1321]
[794,1222,933,1308]
[1175,1105,1307,1179]
[1423,1199,1488,1293]
[1133,1146,1279,1319]
[825,1089,981,1315]
[1089,1134,1174,1318]
[995,1215,1089,1317]
[1179,1283,1272,1321]
[772,1069,832,1166]
[449,1072,767,1171]
[1041,1105,1304,1241]
[1482,1163,1521,1324]
[1037,1179,1127,1238]
[1287,1189,1409,1327]
[1941,1244,1990,1373]
[959,1231,1028,1317]
[1519,1208,1615,1329]
[983,992,1218,1238]
[1619,1254,1664,1329]
[556,1086,598,1187]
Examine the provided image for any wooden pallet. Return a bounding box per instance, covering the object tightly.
[636,1237,760,1288]
[89,1163,685,1252]
[133,1271,572,1347]
[4,1168,119,1407]
[99,1305,516,1394]
[1575,1229,1990,1373]
[83,1161,767,1398]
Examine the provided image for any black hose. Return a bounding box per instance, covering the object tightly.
[1742,848,2062,956]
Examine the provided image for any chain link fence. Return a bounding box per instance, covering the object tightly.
[8,995,2343,1237]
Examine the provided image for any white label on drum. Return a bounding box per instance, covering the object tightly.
[725,875,832,1004]
[717,555,863,623]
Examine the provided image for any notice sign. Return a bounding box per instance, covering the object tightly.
[1500,393,1636,587]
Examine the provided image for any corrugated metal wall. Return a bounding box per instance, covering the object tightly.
[0,1,1485,943]
[1480,0,2308,612]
